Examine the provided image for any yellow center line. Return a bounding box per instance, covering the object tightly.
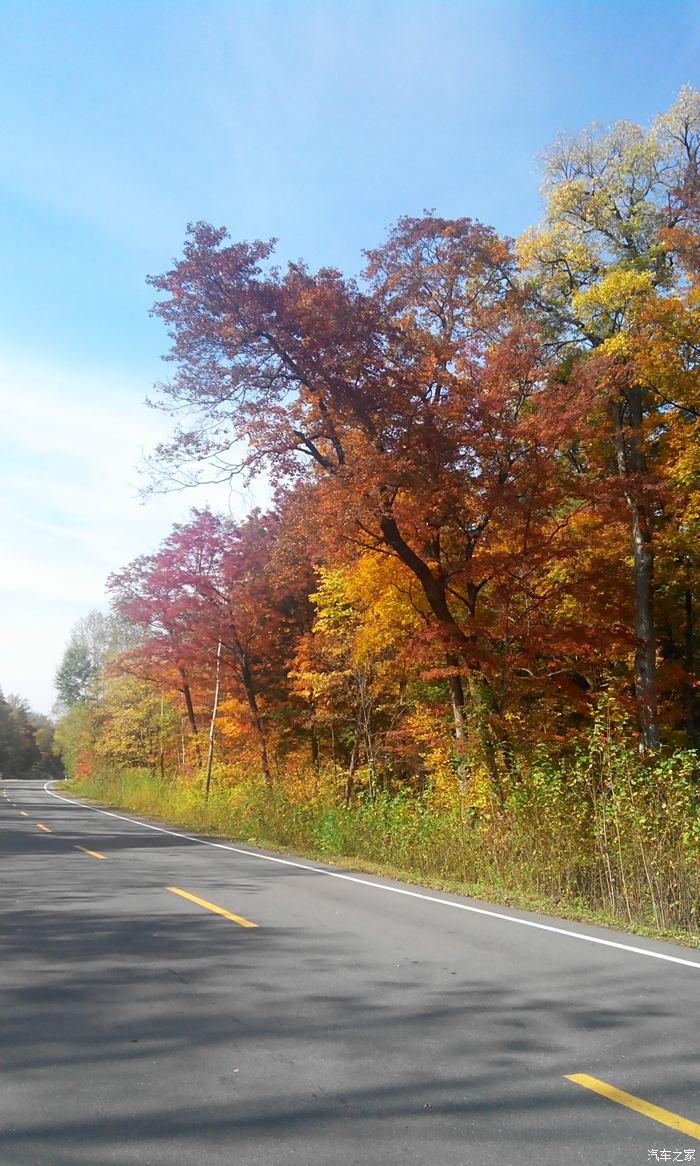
[75,845,107,860]
[36,822,52,833]
[566,1074,700,1142]
[166,886,258,928]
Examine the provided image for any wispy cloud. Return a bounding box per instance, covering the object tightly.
[1,348,264,712]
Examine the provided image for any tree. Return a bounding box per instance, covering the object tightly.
[108,507,312,785]
[55,640,96,708]
[54,610,137,709]
[517,86,700,749]
[94,676,180,771]
[0,688,24,775]
[52,702,96,780]
[0,688,61,777]
[106,544,206,758]
[291,555,421,800]
[146,214,599,789]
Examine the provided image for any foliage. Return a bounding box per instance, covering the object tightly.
[74,725,699,937]
[54,610,138,710]
[517,87,700,748]
[52,702,96,780]
[0,688,62,778]
[52,88,700,940]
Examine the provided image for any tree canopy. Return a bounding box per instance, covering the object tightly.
[56,89,700,794]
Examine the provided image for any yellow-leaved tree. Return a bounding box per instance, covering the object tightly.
[291,553,425,802]
[518,86,700,749]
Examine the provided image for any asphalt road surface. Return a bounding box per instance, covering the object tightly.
[2,777,699,1166]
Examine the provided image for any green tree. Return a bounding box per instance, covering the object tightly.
[54,610,139,709]
[55,640,96,707]
[0,688,62,777]
[0,688,23,775]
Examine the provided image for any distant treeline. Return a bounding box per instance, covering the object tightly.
[0,689,62,779]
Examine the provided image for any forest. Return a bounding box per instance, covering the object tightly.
[0,688,61,780]
[54,90,700,937]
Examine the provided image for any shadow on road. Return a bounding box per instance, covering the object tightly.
[1,784,695,1165]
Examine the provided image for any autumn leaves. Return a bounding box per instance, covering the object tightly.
[66,89,700,795]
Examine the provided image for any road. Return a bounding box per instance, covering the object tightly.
[1,777,699,1166]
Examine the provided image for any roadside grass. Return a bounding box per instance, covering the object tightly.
[59,759,700,950]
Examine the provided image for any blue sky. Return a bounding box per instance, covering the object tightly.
[2,0,700,713]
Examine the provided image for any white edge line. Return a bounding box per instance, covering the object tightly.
[42,780,700,971]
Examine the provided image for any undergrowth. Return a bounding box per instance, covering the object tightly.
[68,736,700,945]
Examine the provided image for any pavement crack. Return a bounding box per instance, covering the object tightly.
[166,967,190,985]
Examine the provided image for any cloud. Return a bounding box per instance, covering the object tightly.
[0,347,266,712]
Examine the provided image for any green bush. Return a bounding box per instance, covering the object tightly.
[73,735,699,939]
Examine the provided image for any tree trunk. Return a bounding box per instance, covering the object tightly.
[683,585,699,745]
[204,639,222,800]
[446,656,467,745]
[612,387,660,752]
[445,653,505,800]
[344,730,360,806]
[159,692,165,781]
[630,503,660,750]
[179,667,201,767]
[446,656,469,791]
[464,671,506,805]
[240,654,273,789]
[379,514,509,792]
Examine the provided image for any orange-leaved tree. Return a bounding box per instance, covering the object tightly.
[147,214,603,788]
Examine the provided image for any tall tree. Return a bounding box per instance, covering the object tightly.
[146,215,595,785]
[55,610,136,709]
[517,86,700,749]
